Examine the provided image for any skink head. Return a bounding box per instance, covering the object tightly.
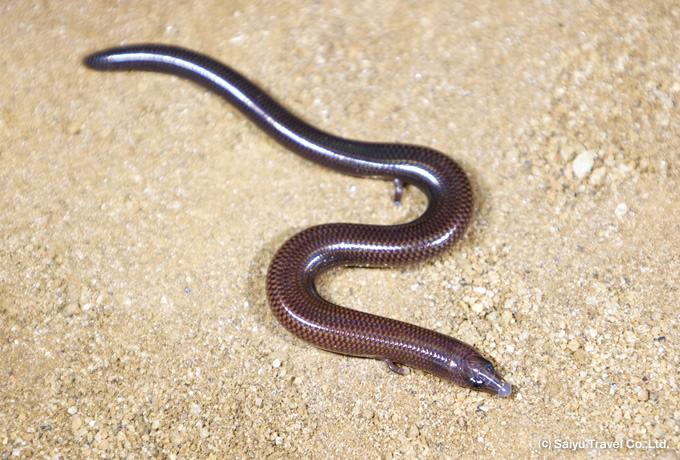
[460,355,512,397]
[439,342,512,397]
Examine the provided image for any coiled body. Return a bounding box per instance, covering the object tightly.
[84,44,511,396]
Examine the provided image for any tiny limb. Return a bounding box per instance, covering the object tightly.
[383,358,409,375]
[393,178,405,205]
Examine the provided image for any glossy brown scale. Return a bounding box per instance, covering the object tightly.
[84,44,511,397]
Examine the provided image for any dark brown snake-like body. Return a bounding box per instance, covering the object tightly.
[84,44,511,397]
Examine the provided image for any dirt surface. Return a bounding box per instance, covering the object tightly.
[1,1,679,458]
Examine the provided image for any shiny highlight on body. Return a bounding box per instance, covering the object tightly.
[83,44,511,397]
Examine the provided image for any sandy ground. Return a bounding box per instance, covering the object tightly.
[1,1,679,458]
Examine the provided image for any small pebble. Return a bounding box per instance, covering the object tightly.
[589,166,606,185]
[170,431,183,445]
[567,339,580,351]
[61,302,79,317]
[572,150,596,179]
[615,203,629,218]
[471,303,484,313]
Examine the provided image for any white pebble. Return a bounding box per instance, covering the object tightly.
[615,203,629,217]
[572,150,596,179]
[272,359,282,368]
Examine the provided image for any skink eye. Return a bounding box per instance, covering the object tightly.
[485,362,495,373]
